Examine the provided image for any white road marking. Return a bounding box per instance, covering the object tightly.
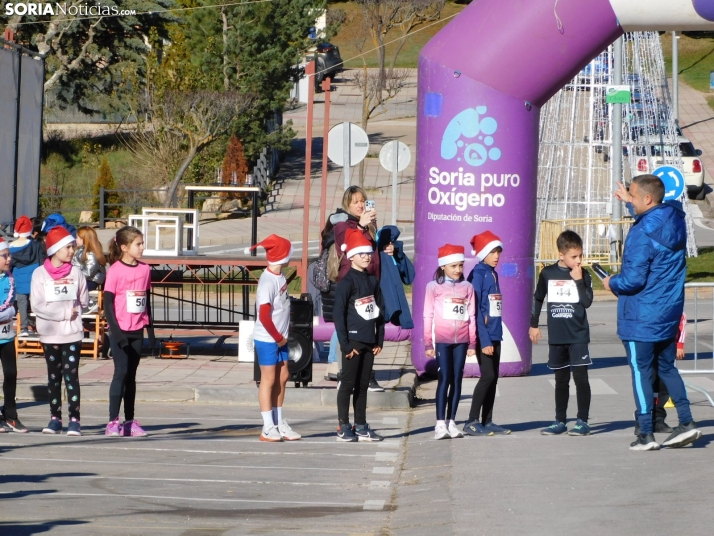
[372,467,395,475]
[363,499,386,510]
[370,481,391,488]
[56,444,376,458]
[382,417,399,425]
[1,492,360,507]
[375,452,397,462]
[0,456,357,472]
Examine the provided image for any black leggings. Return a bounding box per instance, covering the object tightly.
[43,341,82,420]
[0,341,18,420]
[468,341,501,424]
[554,366,591,423]
[337,341,374,426]
[109,335,143,421]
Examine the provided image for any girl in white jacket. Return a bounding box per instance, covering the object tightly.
[30,226,88,436]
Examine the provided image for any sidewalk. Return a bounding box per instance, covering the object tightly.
[8,337,414,410]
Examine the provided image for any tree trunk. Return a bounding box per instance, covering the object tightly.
[164,145,198,207]
[389,29,409,74]
[376,33,387,98]
[222,6,230,91]
[360,65,370,190]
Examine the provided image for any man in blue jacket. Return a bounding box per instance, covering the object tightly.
[604,175,701,451]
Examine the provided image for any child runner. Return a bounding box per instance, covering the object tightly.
[464,231,511,436]
[246,235,301,442]
[530,230,593,436]
[72,226,107,313]
[423,244,476,440]
[10,215,46,337]
[31,227,88,436]
[333,229,385,442]
[103,226,154,438]
[0,237,29,433]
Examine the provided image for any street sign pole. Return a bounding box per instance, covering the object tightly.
[343,121,351,189]
[391,140,398,226]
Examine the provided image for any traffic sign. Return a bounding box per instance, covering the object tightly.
[327,122,369,167]
[653,165,685,201]
[379,141,411,173]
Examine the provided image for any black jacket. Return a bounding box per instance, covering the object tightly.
[333,267,385,353]
[530,263,593,345]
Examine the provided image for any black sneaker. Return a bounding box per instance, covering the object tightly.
[355,423,383,442]
[336,423,358,442]
[661,421,702,448]
[629,433,660,451]
[634,418,674,436]
[4,418,28,433]
[368,372,385,392]
[0,420,9,433]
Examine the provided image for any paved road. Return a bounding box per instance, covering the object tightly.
[2,301,713,534]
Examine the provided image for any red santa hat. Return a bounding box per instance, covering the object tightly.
[0,237,8,253]
[243,234,293,264]
[470,230,503,261]
[341,228,373,259]
[14,215,32,238]
[437,244,465,266]
[46,226,75,256]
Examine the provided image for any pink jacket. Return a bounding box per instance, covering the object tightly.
[30,265,88,344]
[423,279,477,350]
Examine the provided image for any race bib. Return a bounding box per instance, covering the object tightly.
[489,294,502,317]
[0,320,14,339]
[547,280,579,304]
[44,278,77,303]
[443,297,469,322]
[126,290,147,313]
[355,295,379,321]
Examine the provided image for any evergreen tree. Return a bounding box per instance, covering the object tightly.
[92,157,121,221]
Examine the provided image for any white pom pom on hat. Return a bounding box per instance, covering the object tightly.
[243,234,293,264]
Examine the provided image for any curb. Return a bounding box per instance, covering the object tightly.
[12,373,417,410]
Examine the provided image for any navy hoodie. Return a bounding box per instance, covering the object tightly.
[467,262,503,347]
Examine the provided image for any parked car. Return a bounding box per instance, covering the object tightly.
[632,135,706,200]
[313,42,343,91]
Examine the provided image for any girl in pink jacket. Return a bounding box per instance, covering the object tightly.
[423,244,477,440]
[30,226,88,436]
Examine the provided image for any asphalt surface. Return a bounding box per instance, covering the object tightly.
[1,300,713,534]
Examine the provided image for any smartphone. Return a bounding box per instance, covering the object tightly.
[591,263,609,280]
[365,200,375,211]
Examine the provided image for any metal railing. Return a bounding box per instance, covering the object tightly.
[538,217,634,267]
[678,282,714,406]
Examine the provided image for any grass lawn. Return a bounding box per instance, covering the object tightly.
[661,32,714,110]
[329,1,466,69]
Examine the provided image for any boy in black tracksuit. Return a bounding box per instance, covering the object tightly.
[333,228,385,442]
[530,230,593,436]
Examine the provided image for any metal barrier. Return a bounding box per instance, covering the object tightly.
[679,282,714,407]
[539,217,634,266]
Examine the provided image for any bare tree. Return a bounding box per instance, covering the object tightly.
[351,67,410,187]
[356,0,445,94]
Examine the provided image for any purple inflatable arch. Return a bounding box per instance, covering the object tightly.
[412,0,714,377]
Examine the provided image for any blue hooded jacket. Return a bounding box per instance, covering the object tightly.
[467,262,503,347]
[376,225,414,328]
[610,201,686,342]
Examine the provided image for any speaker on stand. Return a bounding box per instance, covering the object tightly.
[254,294,314,388]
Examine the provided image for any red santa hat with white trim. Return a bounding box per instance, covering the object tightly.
[0,237,8,253]
[46,226,76,256]
[341,228,373,259]
[470,230,503,261]
[14,215,33,238]
[437,244,465,266]
[243,234,293,264]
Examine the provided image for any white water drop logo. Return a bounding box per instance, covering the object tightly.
[441,107,500,166]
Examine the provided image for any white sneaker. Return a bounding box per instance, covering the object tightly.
[19,330,30,338]
[260,425,283,442]
[434,423,449,440]
[448,422,464,439]
[278,420,301,441]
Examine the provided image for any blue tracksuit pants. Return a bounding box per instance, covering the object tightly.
[623,338,692,435]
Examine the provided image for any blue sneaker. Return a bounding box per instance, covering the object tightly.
[484,421,511,435]
[355,423,383,442]
[42,417,63,434]
[462,421,492,436]
[540,421,567,435]
[67,418,81,437]
[336,423,358,442]
[568,419,591,436]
